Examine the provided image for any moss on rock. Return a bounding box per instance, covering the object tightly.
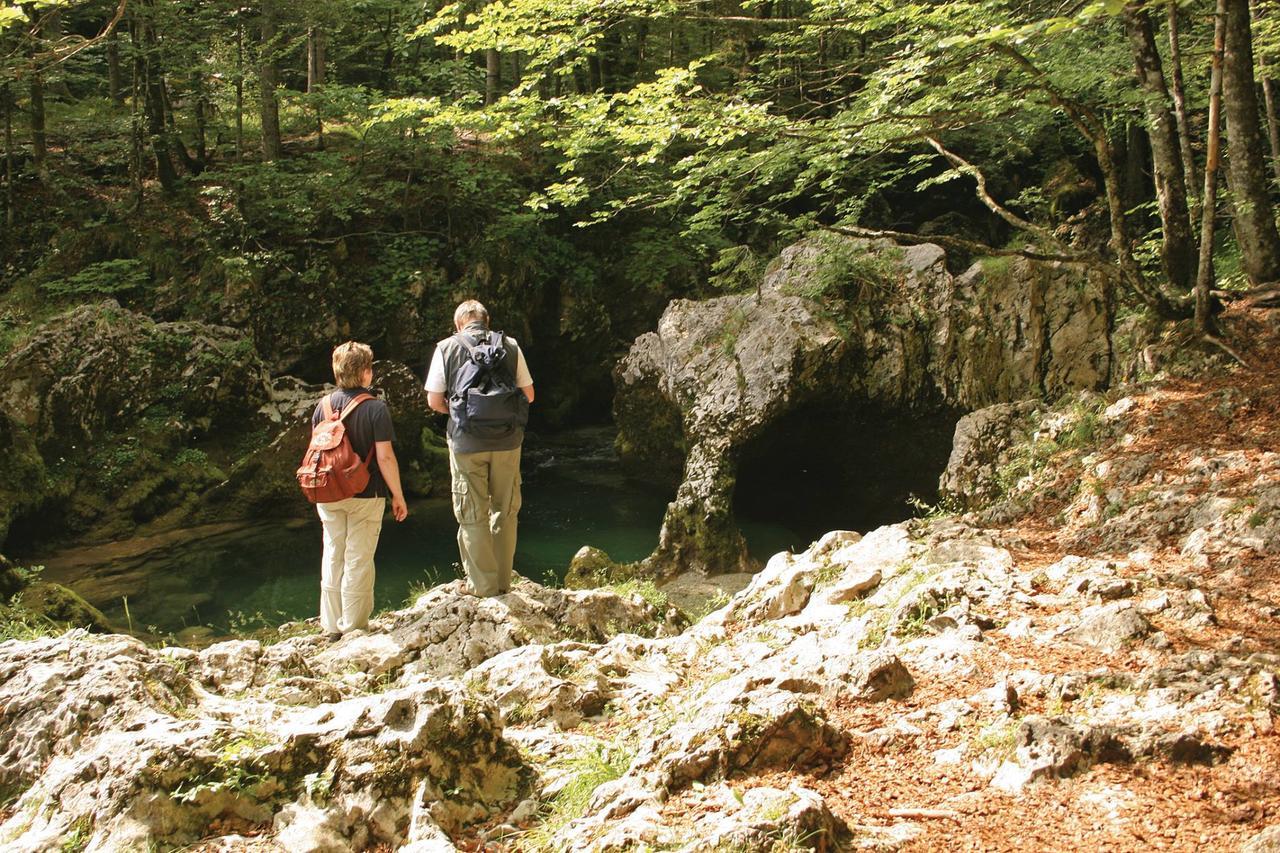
[17,582,112,632]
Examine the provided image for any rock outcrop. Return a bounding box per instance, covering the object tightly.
[3,323,1276,851]
[0,301,272,548]
[615,235,1111,574]
[0,301,449,551]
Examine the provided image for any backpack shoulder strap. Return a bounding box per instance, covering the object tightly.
[338,393,375,423]
[321,394,336,420]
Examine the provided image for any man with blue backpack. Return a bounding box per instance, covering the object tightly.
[425,300,534,597]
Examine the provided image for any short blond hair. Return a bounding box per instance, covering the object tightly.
[332,341,373,389]
[454,299,489,329]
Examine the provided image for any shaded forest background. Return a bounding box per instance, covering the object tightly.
[4,0,1280,415]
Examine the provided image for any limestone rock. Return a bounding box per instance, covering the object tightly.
[938,401,1040,508]
[615,235,1109,573]
[1,300,270,454]
[1243,825,1280,852]
[0,628,524,851]
[1063,604,1153,652]
[685,784,846,852]
[839,651,915,702]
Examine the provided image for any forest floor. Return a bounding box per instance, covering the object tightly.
[786,311,1280,851]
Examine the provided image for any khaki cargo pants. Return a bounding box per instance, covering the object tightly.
[317,496,386,633]
[449,446,522,596]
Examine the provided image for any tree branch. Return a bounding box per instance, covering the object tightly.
[925,136,1061,246]
[819,223,1095,265]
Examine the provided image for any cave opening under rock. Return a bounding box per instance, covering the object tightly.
[733,403,962,557]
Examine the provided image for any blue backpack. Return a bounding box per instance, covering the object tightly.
[450,331,530,438]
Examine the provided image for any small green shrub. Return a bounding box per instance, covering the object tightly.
[40,259,149,299]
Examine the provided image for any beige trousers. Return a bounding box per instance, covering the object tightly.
[317,496,386,633]
[449,446,522,596]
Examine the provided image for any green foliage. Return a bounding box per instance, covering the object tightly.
[59,816,92,853]
[718,305,750,356]
[785,237,903,305]
[39,260,149,300]
[521,741,634,850]
[608,577,668,613]
[172,728,275,804]
[973,718,1021,762]
[709,245,768,294]
[0,595,62,642]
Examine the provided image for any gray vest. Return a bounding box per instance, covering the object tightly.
[439,323,525,454]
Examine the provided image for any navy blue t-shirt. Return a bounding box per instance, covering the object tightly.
[310,388,396,499]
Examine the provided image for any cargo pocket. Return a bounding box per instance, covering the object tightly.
[509,471,523,515]
[451,476,481,524]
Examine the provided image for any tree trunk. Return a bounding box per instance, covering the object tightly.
[1253,0,1280,185]
[1222,0,1280,283]
[1122,123,1149,221]
[235,13,244,162]
[1167,3,1200,222]
[308,26,326,149]
[30,72,46,170]
[486,48,500,104]
[4,83,13,232]
[1198,0,1228,332]
[1124,3,1195,290]
[107,30,124,105]
[259,0,283,161]
[307,27,326,91]
[129,18,144,209]
[194,73,208,165]
[141,9,179,192]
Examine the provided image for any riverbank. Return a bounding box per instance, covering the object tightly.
[1,308,1277,851]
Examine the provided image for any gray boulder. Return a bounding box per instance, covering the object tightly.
[615,235,1111,575]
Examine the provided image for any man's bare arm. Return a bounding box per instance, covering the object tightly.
[375,440,408,521]
[427,391,448,414]
[521,385,534,403]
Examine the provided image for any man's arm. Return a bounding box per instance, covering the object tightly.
[428,391,448,414]
[375,441,409,521]
[521,385,534,403]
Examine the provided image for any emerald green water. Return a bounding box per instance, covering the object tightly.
[40,426,870,635]
[69,428,681,633]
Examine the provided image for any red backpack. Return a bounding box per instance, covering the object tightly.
[296,393,375,503]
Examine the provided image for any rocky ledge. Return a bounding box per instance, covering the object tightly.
[3,312,1279,852]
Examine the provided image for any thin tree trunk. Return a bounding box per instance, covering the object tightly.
[1167,3,1200,222]
[130,17,144,209]
[308,27,326,149]
[259,0,283,161]
[30,72,46,170]
[194,73,208,165]
[1125,3,1196,290]
[1198,0,1228,332]
[4,83,13,232]
[235,13,244,162]
[1263,77,1280,184]
[138,3,178,191]
[107,30,124,105]
[1222,0,1280,283]
[486,48,500,104]
[1122,123,1148,219]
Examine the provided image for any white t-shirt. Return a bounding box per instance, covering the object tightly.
[425,335,533,393]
